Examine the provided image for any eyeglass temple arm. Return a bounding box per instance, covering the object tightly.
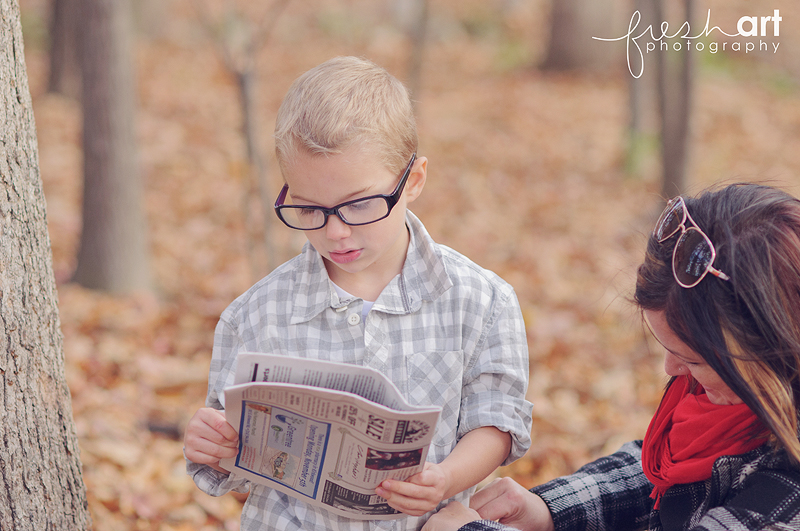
[275,184,289,208]
[708,267,731,281]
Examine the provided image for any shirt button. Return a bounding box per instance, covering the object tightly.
[347,313,361,326]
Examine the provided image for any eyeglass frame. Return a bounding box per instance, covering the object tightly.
[274,153,417,231]
[654,196,731,288]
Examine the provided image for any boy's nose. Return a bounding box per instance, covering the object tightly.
[325,214,352,239]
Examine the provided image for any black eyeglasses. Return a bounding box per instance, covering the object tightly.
[274,153,417,231]
[654,196,731,288]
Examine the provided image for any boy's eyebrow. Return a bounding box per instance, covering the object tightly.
[289,185,379,206]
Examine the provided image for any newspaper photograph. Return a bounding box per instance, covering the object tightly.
[219,352,442,520]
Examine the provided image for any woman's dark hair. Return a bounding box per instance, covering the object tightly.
[635,183,800,463]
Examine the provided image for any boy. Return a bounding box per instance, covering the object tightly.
[184,56,533,530]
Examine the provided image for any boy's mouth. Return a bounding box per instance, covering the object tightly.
[329,249,362,264]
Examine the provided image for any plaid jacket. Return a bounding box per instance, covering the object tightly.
[187,211,533,531]
[462,440,800,531]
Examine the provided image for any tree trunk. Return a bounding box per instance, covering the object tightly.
[0,0,91,529]
[237,65,277,277]
[47,0,80,96]
[656,0,694,198]
[541,0,618,71]
[625,0,659,176]
[73,0,151,292]
[405,0,429,107]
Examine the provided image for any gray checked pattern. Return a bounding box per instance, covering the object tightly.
[186,211,533,531]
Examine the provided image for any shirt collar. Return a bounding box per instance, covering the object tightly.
[289,211,452,324]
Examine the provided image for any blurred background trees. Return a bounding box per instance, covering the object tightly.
[47,0,78,95]
[39,0,701,296]
[652,0,695,199]
[541,0,618,70]
[71,0,151,293]
[195,0,291,278]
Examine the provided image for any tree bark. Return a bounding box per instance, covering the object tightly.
[0,0,91,529]
[73,0,151,292]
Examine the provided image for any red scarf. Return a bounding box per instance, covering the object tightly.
[642,376,765,509]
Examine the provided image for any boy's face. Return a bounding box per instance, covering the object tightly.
[281,146,426,293]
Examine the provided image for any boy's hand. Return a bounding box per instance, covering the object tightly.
[375,462,449,516]
[184,407,239,473]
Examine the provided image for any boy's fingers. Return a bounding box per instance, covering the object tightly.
[184,409,239,466]
[377,480,438,516]
[406,470,432,486]
[187,427,239,449]
[200,408,239,441]
[380,478,428,498]
[378,489,432,516]
[185,446,234,467]
[186,408,238,444]
[185,432,239,459]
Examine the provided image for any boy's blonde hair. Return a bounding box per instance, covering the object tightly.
[274,56,418,175]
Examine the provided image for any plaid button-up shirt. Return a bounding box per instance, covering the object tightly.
[187,212,533,531]
[462,440,800,531]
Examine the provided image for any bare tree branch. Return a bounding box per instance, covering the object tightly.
[193,0,292,278]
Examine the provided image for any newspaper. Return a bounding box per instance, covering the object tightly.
[219,352,442,520]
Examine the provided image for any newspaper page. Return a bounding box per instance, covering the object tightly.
[219,352,442,520]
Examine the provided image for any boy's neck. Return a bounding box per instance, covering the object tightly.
[324,228,410,302]
[324,256,405,303]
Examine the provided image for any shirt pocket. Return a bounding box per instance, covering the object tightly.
[406,350,464,450]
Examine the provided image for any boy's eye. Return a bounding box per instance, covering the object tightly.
[297,208,319,218]
[347,199,374,211]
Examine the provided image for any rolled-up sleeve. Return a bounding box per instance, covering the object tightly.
[459,288,533,465]
[185,318,251,497]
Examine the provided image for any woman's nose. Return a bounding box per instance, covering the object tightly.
[663,351,685,377]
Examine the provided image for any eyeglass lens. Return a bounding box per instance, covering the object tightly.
[655,200,685,242]
[673,228,715,287]
[280,197,391,230]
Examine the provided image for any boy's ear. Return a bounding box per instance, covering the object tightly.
[404,156,427,203]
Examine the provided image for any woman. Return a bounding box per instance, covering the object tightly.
[424,184,800,531]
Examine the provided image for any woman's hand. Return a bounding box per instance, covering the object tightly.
[469,477,555,531]
[184,407,239,473]
[376,462,449,516]
[420,477,555,531]
[422,501,481,531]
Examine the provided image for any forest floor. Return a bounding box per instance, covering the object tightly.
[17,0,800,529]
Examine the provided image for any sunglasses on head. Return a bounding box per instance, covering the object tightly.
[653,196,731,288]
